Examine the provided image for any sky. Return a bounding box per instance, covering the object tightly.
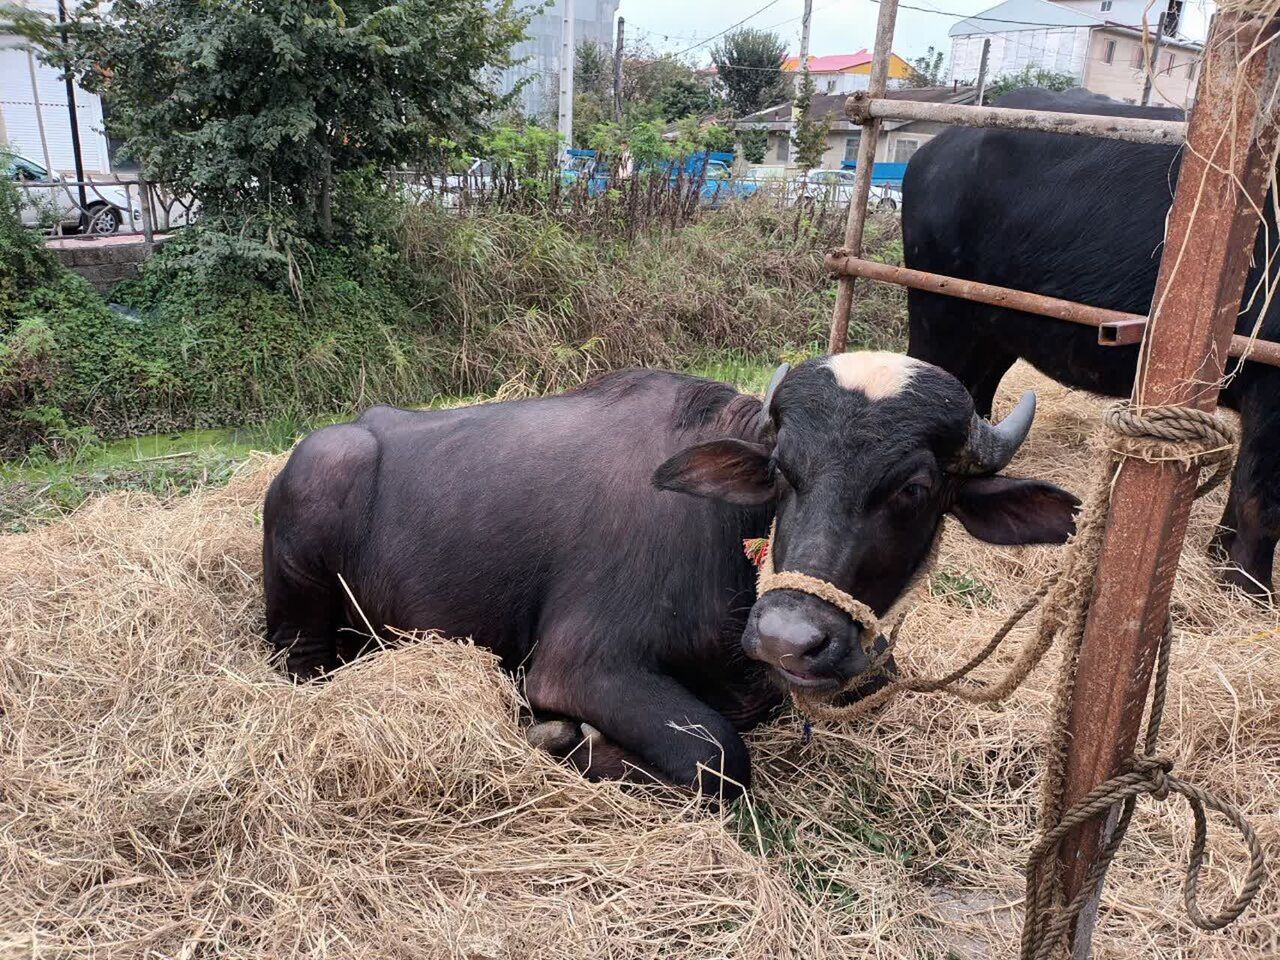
[617,0,1213,66]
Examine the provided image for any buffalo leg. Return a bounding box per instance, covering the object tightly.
[262,423,378,678]
[526,665,751,801]
[264,544,343,679]
[1212,380,1279,600]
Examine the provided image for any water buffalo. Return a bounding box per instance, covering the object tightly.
[263,353,1078,798]
[902,87,1280,598]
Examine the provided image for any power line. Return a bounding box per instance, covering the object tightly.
[874,0,1187,33]
[669,0,786,57]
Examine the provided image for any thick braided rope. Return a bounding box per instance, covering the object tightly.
[1021,402,1263,959]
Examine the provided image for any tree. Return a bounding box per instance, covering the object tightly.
[573,92,610,148]
[45,0,526,240]
[576,39,610,98]
[710,28,787,118]
[985,65,1078,101]
[790,68,830,170]
[738,129,768,164]
[907,46,946,87]
[655,76,717,122]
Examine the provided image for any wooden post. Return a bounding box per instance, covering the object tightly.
[1140,11,1168,107]
[1054,14,1280,957]
[827,0,900,353]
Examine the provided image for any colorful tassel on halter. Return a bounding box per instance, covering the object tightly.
[743,537,770,569]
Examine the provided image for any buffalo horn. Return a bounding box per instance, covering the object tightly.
[949,390,1037,475]
[757,362,791,433]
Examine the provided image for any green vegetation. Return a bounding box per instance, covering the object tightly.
[0,3,910,530]
[985,65,1078,101]
[49,0,526,240]
[930,569,997,609]
[711,28,787,118]
[908,46,947,87]
[791,68,831,171]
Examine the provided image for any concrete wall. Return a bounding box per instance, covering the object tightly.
[1081,28,1197,106]
[768,125,943,169]
[950,28,1090,85]
[49,238,162,294]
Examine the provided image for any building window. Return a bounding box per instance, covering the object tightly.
[1103,39,1116,64]
[893,137,920,164]
[844,132,862,162]
[1130,44,1145,69]
[1188,60,1197,80]
[777,136,790,163]
[1100,0,1112,10]
[1164,52,1175,74]
[824,78,836,92]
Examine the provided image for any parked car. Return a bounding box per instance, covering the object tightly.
[2,151,143,234]
[796,168,902,211]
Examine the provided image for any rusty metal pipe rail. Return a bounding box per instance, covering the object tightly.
[844,92,1188,145]
[826,252,1280,368]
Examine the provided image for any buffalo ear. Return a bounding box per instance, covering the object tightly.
[950,475,1080,546]
[653,439,774,505]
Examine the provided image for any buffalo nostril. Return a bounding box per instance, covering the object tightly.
[798,632,834,662]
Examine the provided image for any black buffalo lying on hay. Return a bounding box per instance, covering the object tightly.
[903,87,1280,599]
[263,353,1077,798]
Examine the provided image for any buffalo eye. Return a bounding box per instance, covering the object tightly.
[772,458,801,493]
[890,473,932,508]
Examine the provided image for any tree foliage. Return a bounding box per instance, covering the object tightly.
[655,77,717,122]
[790,69,830,170]
[985,65,1079,101]
[710,28,787,117]
[45,0,526,239]
[576,40,611,98]
[907,46,946,87]
[738,129,768,164]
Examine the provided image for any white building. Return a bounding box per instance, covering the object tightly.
[497,0,619,119]
[0,0,113,175]
[949,0,1201,108]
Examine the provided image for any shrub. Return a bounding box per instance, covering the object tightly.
[1,188,907,457]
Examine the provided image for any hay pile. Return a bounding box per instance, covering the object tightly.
[2,365,1278,959]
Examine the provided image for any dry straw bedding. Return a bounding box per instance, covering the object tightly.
[2,365,1278,959]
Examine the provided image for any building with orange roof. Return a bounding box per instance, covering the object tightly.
[781,50,917,95]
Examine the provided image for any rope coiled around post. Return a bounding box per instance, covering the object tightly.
[1021,402,1263,959]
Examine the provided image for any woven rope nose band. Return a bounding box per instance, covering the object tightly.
[750,519,940,652]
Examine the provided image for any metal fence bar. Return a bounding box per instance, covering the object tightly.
[827,0,900,353]
[844,94,1188,145]
[825,253,1280,367]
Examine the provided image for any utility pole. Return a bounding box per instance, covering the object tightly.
[975,38,991,106]
[56,0,87,216]
[612,15,624,124]
[558,0,575,159]
[798,0,813,73]
[1140,10,1167,106]
[790,0,814,152]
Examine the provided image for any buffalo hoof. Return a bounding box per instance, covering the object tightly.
[525,719,582,755]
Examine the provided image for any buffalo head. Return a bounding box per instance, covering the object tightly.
[654,352,1079,691]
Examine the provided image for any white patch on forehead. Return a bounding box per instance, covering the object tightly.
[824,351,919,400]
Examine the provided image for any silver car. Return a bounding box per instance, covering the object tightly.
[3,151,142,234]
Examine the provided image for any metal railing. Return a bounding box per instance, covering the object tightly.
[11,173,196,242]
